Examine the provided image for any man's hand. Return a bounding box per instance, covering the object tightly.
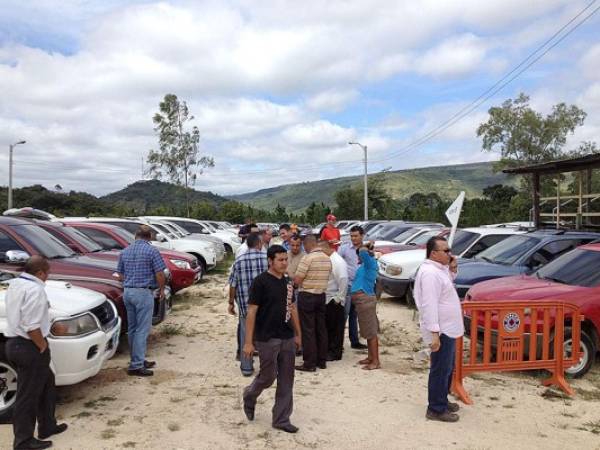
[158,289,165,300]
[39,339,48,354]
[243,342,255,359]
[294,335,302,351]
[228,302,236,316]
[430,333,441,352]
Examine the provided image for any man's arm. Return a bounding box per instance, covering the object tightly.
[290,302,302,349]
[243,304,258,358]
[293,255,309,287]
[155,271,166,299]
[21,290,49,353]
[228,286,236,315]
[417,272,443,352]
[27,328,48,353]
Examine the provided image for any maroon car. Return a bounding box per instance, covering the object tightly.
[37,221,200,293]
[0,217,170,327]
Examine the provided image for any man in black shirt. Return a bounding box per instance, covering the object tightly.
[242,245,302,433]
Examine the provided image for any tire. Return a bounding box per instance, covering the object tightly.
[224,244,233,255]
[405,285,416,310]
[563,328,596,378]
[0,344,18,424]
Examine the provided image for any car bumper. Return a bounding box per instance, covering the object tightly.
[170,269,197,292]
[377,273,409,298]
[51,317,121,386]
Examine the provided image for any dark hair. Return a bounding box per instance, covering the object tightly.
[135,225,153,240]
[267,244,287,260]
[279,224,291,232]
[349,225,364,235]
[24,255,50,275]
[426,236,447,258]
[290,234,301,241]
[246,232,261,249]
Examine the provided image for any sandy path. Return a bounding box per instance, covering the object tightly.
[1,272,600,449]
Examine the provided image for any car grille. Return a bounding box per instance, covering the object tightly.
[90,301,118,332]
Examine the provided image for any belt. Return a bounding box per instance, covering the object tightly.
[124,286,156,290]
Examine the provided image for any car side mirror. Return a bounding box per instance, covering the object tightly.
[4,250,31,264]
[155,233,166,242]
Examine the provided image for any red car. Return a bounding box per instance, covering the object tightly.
[464,242,600,378]
[37,221,200,293]
[0,217,170,327]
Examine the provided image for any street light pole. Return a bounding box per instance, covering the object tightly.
[349,141,368,221]
[8,140,26,210]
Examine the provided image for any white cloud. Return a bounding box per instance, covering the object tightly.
[416,34,489,79]
[305,89,359,112]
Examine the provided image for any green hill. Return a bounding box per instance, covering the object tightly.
[230,161,518,212]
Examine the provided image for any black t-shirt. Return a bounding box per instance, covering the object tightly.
[249,271,295,342]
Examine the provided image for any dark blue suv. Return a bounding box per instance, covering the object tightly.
[454,230,600,298]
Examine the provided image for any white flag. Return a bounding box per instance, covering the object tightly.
[445,191,465,247]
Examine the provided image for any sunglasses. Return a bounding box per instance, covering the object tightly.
[436,248,452,253]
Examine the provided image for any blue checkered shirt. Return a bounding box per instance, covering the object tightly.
[117,239,166,288]
[228,249,267,317]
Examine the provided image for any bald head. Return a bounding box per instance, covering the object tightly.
[303,235,317,252]
[24,255,50,281]
[318,240,333,256]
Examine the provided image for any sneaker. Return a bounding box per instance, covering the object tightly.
[425,410,459,423]
[127,368,154,377]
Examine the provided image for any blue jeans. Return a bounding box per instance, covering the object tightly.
[428,334,456,413]
[238,314,254,375]
[344,289,359,345]
[124,288,154,370]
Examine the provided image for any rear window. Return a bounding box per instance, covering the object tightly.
[475,235,540,265]
[450,230,480,256]
[537,248,600,287]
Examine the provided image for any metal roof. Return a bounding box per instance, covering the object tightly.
[502,153,600,175]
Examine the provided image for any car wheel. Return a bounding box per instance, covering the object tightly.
[563,328,596,378]
[405,285,416,310]
[0,345,17,424]
[224,244,233,255]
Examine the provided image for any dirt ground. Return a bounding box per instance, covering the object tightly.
[2,271,600,450]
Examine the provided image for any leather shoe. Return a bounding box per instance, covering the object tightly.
[243,403,255,421]
[426,409,459,422]
[351,343,368,350]
[317,363,327,369]
[273,423,299,433]
[447,402,460,413]
[127,367,154,377]
[144,360,156,369]
[16,438,53,449]
[326,354,341,362]
[39,422,68,440]
[294,365,316,372]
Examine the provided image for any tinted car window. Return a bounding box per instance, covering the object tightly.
[113,227,134,244]
[475,235,540,265]
[450,230,480,256]
[0,230,24,253]
[388,227,418,243]
[408,230,441,246]
[528,239,589,268]
[50,226,103,252]
[104,221,142,235]
[11,225,75,258]
[173,220,206,234]
[537,248,600,287]
[462,234,510,259]
[75,227,123,250]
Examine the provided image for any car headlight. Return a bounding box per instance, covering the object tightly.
[386,264,403,276]
[169,259,191,270]
[51,313,99,337]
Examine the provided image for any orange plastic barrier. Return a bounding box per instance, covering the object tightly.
[451,300,583,405]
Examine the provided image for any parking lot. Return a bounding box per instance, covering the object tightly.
[2,271,599,450]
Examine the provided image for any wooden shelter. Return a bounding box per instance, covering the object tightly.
[503,154,600,230]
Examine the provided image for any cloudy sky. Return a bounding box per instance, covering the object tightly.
[1,0,599,196]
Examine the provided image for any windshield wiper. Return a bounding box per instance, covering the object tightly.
[479,256,495,263]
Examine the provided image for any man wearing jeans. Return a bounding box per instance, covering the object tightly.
[228,232,267,376]
[414,236,463,423]
[117,225,166,377]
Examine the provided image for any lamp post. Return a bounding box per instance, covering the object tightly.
[348,141,368,221]
[8,140,26,210]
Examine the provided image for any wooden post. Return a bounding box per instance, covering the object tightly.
[556,176,560,229]
[533,172,540,229]
[577,171,583,230]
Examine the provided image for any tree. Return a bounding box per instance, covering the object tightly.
[477,93,587,171]
[272,203,289,223]
[147,94,214,217]
[482,184,518,204]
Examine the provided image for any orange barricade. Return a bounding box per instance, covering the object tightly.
[451,300,583,405]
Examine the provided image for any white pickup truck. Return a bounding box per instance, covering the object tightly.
[0,275,121,421]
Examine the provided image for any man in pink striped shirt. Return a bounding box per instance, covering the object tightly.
[414,236,464,423]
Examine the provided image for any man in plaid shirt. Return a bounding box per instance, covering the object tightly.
[228,232,267,375]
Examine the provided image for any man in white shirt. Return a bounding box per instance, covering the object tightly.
[414,236,464,423]
[319,242,348,361]
[5,256,68,450]
[235,224,260,258]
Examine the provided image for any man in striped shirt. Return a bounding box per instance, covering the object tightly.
[293,235,332,372]
[229,233,267,376]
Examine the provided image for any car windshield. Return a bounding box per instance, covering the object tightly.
[450,230,480,256]
[151,222,177,239]
[408,230,442,246]
[536,248,600,287]
[389,227,420,243]
[113,227,135,244]
[475,235,540,265]
[12,224,75,259]
[209,221,224,230]
[162,222,187,237]
[60,226,103,252]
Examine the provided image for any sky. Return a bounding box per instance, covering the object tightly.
[0,0,599,197]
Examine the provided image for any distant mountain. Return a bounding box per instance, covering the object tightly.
[230,161,518,212]
[100,179,229,213]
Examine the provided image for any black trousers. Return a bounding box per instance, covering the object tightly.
[6,337,57,449]
[326,301,345,359]
[298,292,327,369]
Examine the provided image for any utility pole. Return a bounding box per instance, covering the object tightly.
[349,141,368,221]
[8,140,26,210]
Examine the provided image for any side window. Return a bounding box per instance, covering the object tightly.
[529,239,579,269]
[463,235,508,258]
[0,230,24,254]
[75,227,123,250]
[174,221,205,234]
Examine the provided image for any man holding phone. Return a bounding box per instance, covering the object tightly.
[413,236,463,423]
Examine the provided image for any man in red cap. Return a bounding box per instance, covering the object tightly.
[320,214,341,251]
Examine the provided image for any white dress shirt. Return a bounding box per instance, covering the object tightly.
[413,259,464,345]
[325,252,349,305]
[5,272,51,339]
[235,242,248,259]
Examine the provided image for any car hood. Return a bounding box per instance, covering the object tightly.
[0,279,107,317]
[467,275,592,302]
[379,248,426,265]
[455,260,525,285]
[68,255,118,271]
